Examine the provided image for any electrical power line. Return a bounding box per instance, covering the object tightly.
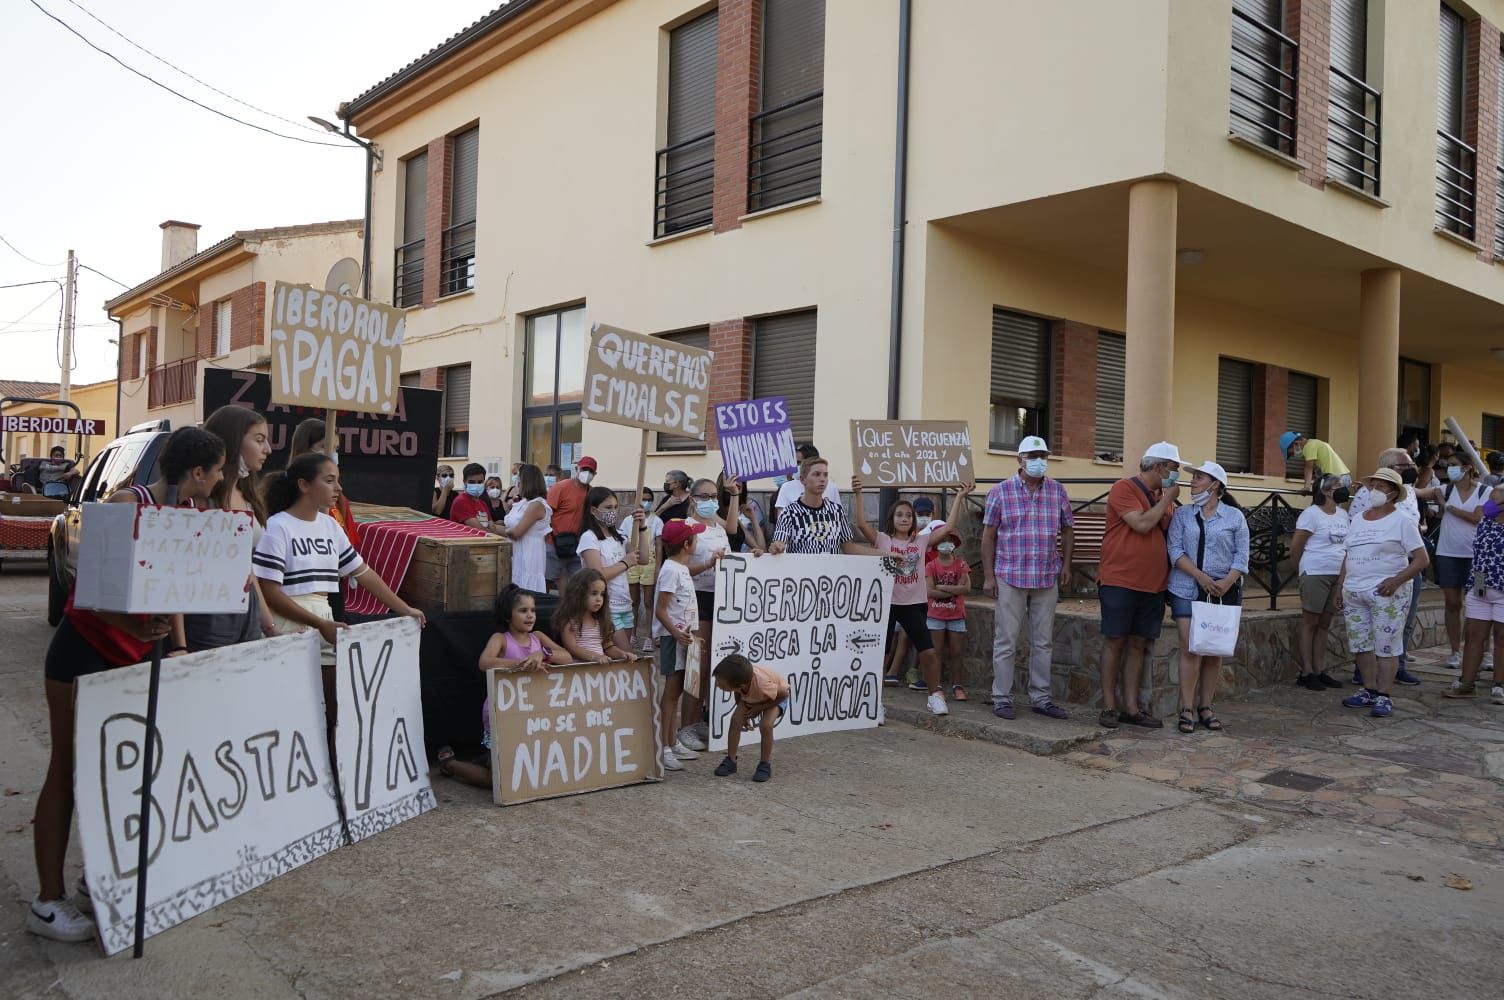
[0,286,61,332]
[59,0,332,136]
[78,262,130,288]
[0,233,63,268]
[0,279,65,291]
[27,0,354,149]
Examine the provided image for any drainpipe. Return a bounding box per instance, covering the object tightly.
[883,0,913,515]
[113,318,123,436]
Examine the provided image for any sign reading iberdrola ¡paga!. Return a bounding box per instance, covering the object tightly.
[583,324,713,437]
[268,281,406,413]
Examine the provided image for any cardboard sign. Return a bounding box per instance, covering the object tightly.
[1,414,105,436]
[708,553,892,751]
[850,419,973,488]
[582,324,713,437]
[269,281,406,413]
[73,504,254,614]
[714,397,798,482]
[335,618,436,840]
[489,658,663,805]
[203,368,441,513]
[74,633,343,956]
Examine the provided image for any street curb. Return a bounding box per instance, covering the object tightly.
[883,701,1105,755]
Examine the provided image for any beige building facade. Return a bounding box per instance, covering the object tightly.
[107,220,363,434]
[340,0,1504,492]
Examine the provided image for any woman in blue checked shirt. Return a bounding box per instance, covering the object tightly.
[1167,461,1249,734]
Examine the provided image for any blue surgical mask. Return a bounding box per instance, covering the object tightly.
[642,499,653,511]
[1163,470,1180,487]
[464,483,484,498]
[544,475,557,488]
[772,475,789,488]
[1024,458,1048,478]
[1447,465,1465,482]
[916,515,932,528]
[694,499,719,519]
[1190,490,1212,507]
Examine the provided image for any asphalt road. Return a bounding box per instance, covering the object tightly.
[0,567,1498,999]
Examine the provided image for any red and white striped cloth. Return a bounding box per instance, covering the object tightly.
[344,517,488,616]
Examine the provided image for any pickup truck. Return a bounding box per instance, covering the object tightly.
[46,420,172,625]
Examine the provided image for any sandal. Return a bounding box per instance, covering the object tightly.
[1177,709,1195,734]
[952,685,968,702]
[435,746,457,776]
[1197,706,1223,731]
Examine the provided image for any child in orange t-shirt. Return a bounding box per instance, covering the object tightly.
[711,654,788,782]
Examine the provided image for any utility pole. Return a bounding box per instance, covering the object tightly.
[60,249,75,401]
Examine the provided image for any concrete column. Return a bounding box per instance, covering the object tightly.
[1123,179,1178,467]
[1356,268,1401,472]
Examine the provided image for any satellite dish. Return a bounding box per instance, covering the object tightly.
[324,258,362,297]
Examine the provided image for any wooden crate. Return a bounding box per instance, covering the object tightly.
[398,533,513,613]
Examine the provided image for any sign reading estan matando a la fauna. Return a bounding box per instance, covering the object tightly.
[850,419,973,488]
[269,281,406,413]
[583,324,713,438]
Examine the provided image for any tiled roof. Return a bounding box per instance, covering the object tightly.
[105,220,362,314]
[0,380,62,400]
[343,0,543,118]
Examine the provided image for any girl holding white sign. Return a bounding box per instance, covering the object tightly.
[29,427,226,943]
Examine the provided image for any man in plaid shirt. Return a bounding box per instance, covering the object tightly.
[981,436,1074,721]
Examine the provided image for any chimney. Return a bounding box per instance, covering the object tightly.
[159,220,201,271]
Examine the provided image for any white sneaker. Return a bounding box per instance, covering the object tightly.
[660,748,684,771]
[26,897,95,943]
[1492,686,1504,705]
[691,721,710,740]
[676,727,707,751]
[75,878,93,915]
[671,740,699,760]
[1446,650,1463,668]
[927,692,949,716]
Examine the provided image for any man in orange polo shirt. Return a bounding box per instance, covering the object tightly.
[1096,441,1181,730]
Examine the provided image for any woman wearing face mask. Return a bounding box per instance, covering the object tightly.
[1166,462,1249,733]
[1433,457,1488,668]
[1289,475,1351,690]
[483,476,506,521]
[1443,484,1504,704]
[577,485,646,652]
[432,464,457,518]
[1337,468,1429,719]
[503,463,552,592]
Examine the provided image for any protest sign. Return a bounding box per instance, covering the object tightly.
[708,553,892,751]
[850,419,973,488]
[714,397,798,482]
[73,504,254,614]
[2,414,105,436]
[268,281,406,414]
[582,324,713,437]
[489,658,662,805]
[203,369,441,513]
[335,618,436,840]
[74,633,342,956]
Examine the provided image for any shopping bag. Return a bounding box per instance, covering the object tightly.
[1187,598,1241,657]
[683,634,703,698]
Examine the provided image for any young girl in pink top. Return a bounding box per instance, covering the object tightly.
[437,584,565,788]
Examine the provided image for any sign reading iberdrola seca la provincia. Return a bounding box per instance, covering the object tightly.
[268,281,406,413]
[582,324,713,436]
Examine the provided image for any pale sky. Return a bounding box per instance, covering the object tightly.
[0,0,499,386]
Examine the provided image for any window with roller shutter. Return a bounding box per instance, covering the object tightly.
[1435,2,1474,237]
[1483,414,1502,452]
[656,328,711,453]
[443,126,479,296]
[1229,0,1295,155]
[655,11,718,237]
[1328,0,1380,194]
[443,363,471,457]
[1216,358,1254,474]
[751,0,825,211]
[1094,332,1125,461]
[1286,372,1318,479]
[396,151,427,308]
[989,309,1050,452]
[752,311,817,445]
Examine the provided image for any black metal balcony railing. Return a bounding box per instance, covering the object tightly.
[148,356,198,409]
[1327,66,1381,195]
[441,222,475,297]
[1495,165,1504,259]
[653,130,715,238]
[394,238,425,308]
[1229,8,1298,156]
[1435,129,1477,238]
[748,91,823,213]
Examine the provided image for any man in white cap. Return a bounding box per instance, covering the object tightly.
[1094,441,1182,729]
[981,436,1074,720]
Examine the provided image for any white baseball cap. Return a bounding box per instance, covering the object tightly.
[1142,441,1182,464]
[1017,435,1050,455]
[1188,460,1228,487]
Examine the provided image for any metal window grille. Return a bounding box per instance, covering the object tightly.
[1436,3,1475,237]
[1328,0,1381,194]
[750,0,824,211]
[1230,0,1297,156]
[396,151,427,307]
[655,11,717,238]
[443,127,479,296]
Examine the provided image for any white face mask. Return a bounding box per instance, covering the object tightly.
[439,474,453,486]
[578,470,594,484]
[238,457,251,479]
[486,487,502,499]
[1190,490,1212,508]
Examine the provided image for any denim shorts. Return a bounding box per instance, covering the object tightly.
[1098,585,1167,639]
[1434,555,1472,590]
[611,610,634,634]
[657,635,685,677]
[926,617,967,633]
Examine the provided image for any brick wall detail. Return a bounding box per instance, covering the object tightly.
[422,135,453,306]
[706,318,754,448]
[228,282,266,352]
[419,367,446,392]
[198,305,214,358]
[1466,18,1501,258]
[712,0,761,232]
[1288,0,1331,188]
[1050,321,1097,459]
[124,327,156,381]
[1252,364,1290,476]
